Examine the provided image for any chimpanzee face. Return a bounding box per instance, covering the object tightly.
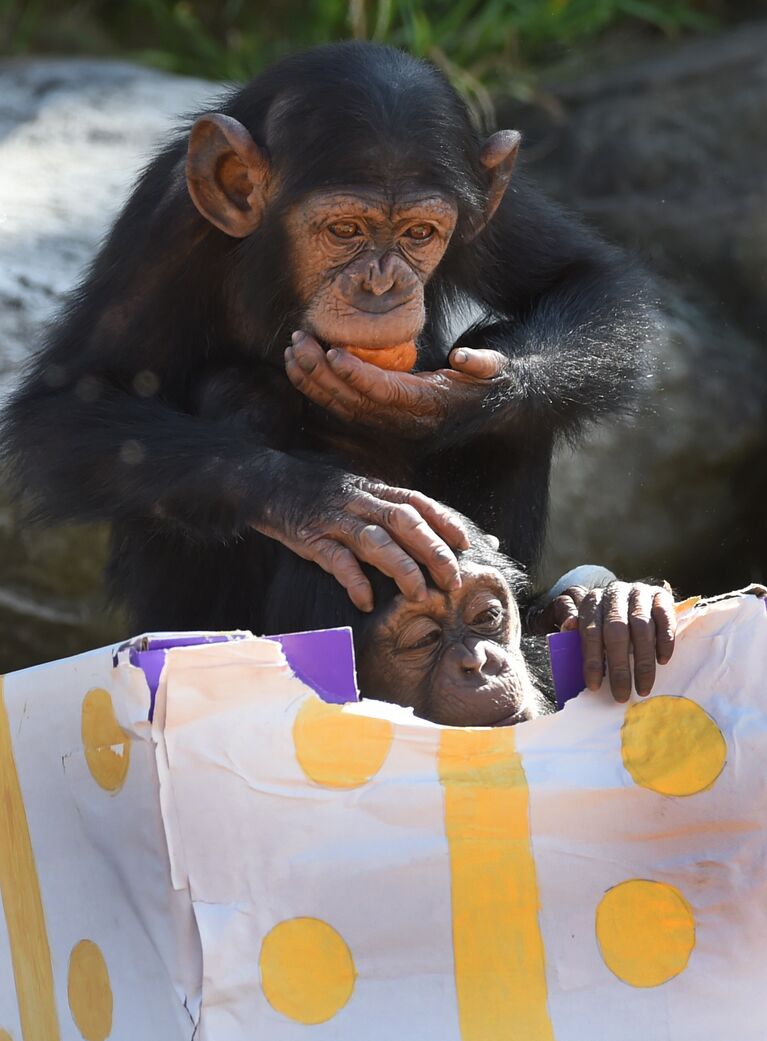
[283,189,458,349]
[185,112,517,350]
[356,561,541,727]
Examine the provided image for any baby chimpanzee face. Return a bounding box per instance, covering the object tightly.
[355,561,543,727]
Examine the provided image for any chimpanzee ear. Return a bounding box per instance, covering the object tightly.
[475,129,521,232]
[186,113,272,238]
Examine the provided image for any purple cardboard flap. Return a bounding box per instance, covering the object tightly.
[270,628,359,705]
[129,628,359,719]
[547,629,585,709]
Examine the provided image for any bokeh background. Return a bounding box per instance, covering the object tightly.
[1,0,765,671]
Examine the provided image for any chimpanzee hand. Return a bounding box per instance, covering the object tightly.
[542,581,677,702]
[253,473,470,612]
[285,333,510,439]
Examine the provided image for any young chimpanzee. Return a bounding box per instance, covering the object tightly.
[263,520,677,726]
[2,42,655,639]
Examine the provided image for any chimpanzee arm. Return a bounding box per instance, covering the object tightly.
[2,360,468,612]
[439,178,656,444]
[3,370,316,539]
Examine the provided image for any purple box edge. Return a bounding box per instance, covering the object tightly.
[547,630,584,710]
[129,628,359,720]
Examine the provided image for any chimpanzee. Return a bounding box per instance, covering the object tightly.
[263,520,677,725]
[2,41,655,641]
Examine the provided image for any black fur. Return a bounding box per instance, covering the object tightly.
[1,42,655,634]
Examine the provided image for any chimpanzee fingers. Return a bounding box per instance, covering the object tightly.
[651,588,677,665]
[285,367,356,420]
[376,486,471,551]
[578,589,605,692]
[326,349,405,405]
[379,502,462,593]
[601,582,632,702]
[352,522,429,602]
[628,584,656,697]
[348,492,459,594]
[285,342,366,415]
[553,594,580,632]
[302,539,374,613]
[448,347,507,380]
[553,585,588,632]
[329,507,428,601]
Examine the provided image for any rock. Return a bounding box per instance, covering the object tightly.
[0,58,217,671]
[541,292,766,594]
[499,21,767,595]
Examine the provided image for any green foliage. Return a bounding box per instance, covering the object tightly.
[3,0,720,89]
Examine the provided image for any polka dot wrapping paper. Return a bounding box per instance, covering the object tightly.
[1,593,766,1041]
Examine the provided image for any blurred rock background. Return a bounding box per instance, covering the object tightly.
[1,1,765,671]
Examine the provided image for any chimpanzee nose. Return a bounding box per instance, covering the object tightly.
[361,258,396,296]
[339,252,419,311]
[457,639,487,674]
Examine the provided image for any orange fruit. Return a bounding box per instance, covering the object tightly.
[342,341,417,372]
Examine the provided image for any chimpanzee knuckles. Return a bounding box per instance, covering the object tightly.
[468,129,522,235]
[186,113,271,237]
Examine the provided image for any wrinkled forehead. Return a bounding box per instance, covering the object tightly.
[291,189,459,224]
[384,562,516,622]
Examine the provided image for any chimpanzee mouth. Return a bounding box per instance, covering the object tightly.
[490,708,528,727]
[349,299,417,316]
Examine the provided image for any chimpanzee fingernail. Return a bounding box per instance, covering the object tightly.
[327,349,337,361]
[291,331,304,343]
[454,350,467,363]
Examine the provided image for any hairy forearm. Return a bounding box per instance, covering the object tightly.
[1,381,324,541]
[444,274,655,445]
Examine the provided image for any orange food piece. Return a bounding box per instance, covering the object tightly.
[342,341,417,372]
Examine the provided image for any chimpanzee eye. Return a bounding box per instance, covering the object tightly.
[471,606,503,628]
[405,628,441,651]
[405,224,435,241]
[328,221,361,239]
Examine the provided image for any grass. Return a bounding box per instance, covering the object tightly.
[2,0,723,114]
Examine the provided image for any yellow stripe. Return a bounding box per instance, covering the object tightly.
[0,678,60,1041]
[438,727,554,1041]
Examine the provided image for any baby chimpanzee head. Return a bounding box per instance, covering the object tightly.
[265,524,552,727]
[354,552,545,726]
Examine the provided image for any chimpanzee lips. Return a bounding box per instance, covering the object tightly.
[490,708,529,727]
[347,297,417,315]
[432,676,527,728]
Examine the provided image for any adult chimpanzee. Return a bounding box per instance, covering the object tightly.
[262,520,677,725]
[2,42,654,638]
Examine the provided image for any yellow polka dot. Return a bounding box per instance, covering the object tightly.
[260,917,356,1024]
[81,688,130,793]
[68,939,113,1040]
[596,880,695,987]
[293,696,393,789]
[621,695,726,797]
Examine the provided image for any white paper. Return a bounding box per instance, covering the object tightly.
[1,594,766,1040]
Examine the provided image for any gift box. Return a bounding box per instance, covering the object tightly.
[1,592,766,1041]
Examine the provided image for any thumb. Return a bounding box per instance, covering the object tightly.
[449,347,506,379]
